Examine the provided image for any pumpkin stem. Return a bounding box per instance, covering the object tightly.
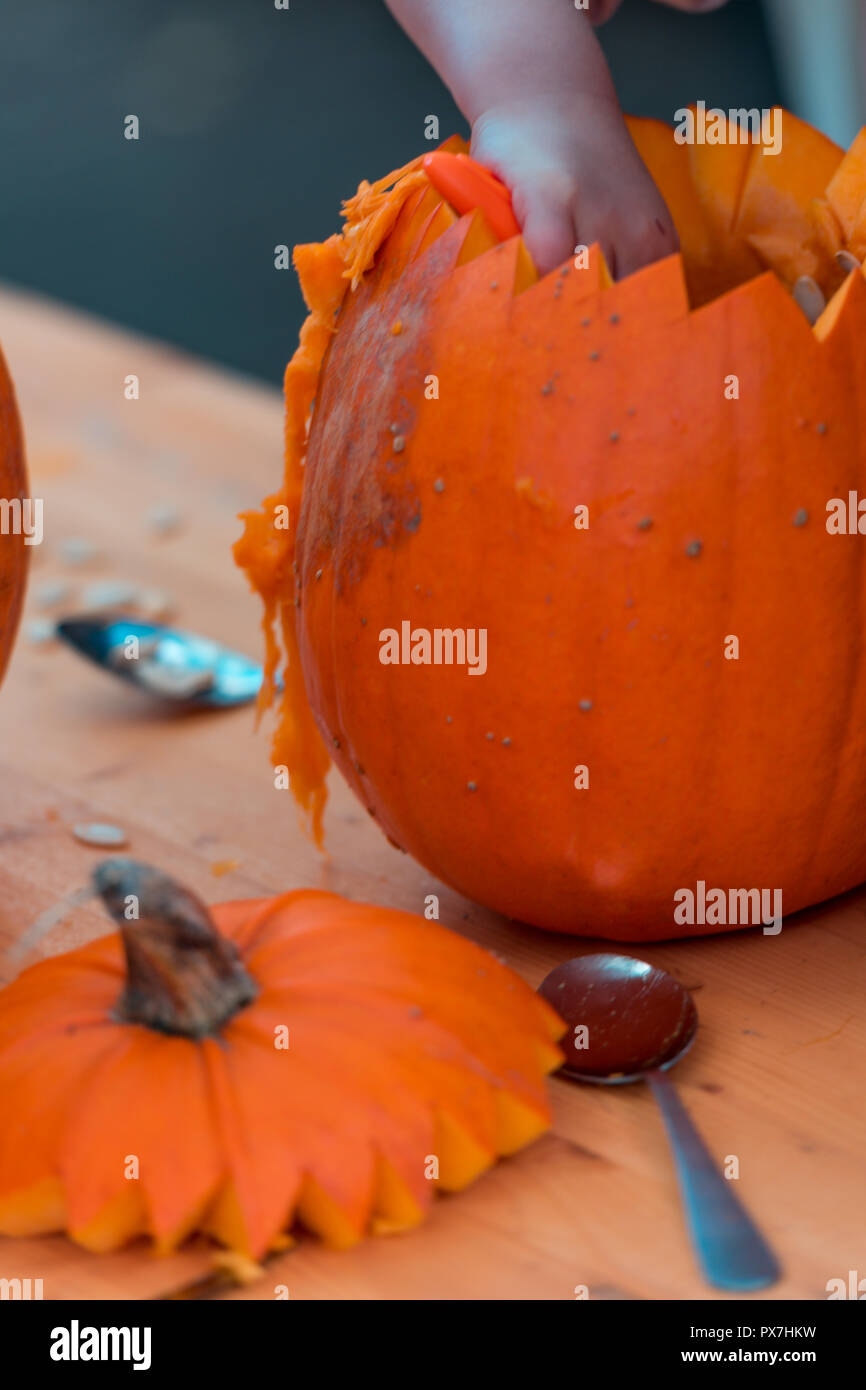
[93,859,258,1038]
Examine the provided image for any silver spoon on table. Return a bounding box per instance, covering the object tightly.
[56,614,265,708]
[539,952,780,1292]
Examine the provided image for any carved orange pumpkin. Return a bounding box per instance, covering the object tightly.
[0,862,562,1256]
[0,345,27,688]
[236,114,866,940]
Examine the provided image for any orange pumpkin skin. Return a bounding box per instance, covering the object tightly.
[0,891,562,1257]
[0,344,27,688]
[278,117,866,940]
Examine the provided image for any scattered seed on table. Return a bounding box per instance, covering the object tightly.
[685,540,703,557]
[637,517,653,531]
[793,508,809,527]
[146,502,184,536]
[73,822,128,848]
[82,580,138,610]
[433,478,445,493]
[579,699,593,712]
[26,618,57,645]
[393,435,406,453]
[467,780,478,792]
[136,589,175,620]
[34,579,72,608]
[59,537,98,566]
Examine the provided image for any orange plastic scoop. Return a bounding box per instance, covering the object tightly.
[422,151,520,241]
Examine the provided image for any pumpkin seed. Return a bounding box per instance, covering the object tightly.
[73,822,129,848]
[146,502,184,536]
[34,579,72,608]
[81,579,138,610]
[59,536,98,566]
[136,588,175,621]
[836,249,861,274]
[25,618,57,645]
[792,275,826,325]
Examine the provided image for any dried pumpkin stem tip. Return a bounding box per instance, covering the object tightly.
[93,859,259,1039]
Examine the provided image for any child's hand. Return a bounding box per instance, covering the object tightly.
[470,91,678,277]
[386,0,729,279]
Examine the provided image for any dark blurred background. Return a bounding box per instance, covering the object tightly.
[0,0,861,385]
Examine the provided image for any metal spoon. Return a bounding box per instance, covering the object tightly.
[56,614,264,708]
[539,952,780,1292]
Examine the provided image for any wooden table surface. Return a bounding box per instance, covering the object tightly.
[0,284,863,1302]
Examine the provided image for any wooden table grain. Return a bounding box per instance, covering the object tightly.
[0,284,863,1302]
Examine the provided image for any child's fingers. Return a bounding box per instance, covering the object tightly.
[515,191,578,278]
[608,211,680,279]
[573,180,679,281]
[510,174,679,281]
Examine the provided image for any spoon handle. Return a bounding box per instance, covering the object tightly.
[647,1068,780,1292]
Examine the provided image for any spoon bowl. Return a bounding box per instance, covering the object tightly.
[539,952,698,1083]
[56,614,265,709]
[539,951,780,1293]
